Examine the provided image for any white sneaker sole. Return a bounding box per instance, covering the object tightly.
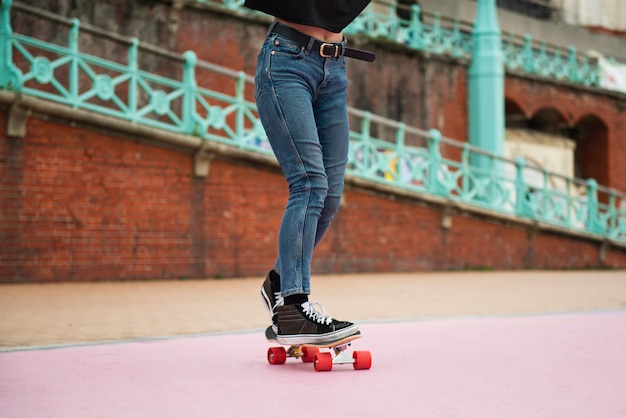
[276,323,359,345]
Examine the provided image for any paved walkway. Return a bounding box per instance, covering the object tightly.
[2,270,626,417]
[1,270,625,349]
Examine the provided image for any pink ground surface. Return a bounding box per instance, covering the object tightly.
[2,312,626,418]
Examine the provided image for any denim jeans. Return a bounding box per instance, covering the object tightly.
[254,24,350,297]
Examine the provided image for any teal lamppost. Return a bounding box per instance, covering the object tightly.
[468,0,504,173]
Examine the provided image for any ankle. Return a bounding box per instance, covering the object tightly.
[284,294,308,305]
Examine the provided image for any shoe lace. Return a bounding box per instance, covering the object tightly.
[302,301,333,326]
[274,292,284,307]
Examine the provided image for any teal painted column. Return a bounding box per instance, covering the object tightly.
[468,0,504,173]
[0,0,14,89]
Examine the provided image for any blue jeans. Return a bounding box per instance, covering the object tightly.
[254,24,350,298]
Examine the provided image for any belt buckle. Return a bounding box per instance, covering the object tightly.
[319,42,339,58]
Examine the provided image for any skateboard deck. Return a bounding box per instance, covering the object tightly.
[265,326,372,371]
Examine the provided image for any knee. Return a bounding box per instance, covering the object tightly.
[309,175,329,209]
[320,194,341,222]
[290,174,329,209]
[320,173,344,221]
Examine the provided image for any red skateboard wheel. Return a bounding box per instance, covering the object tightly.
[314,352,333,372]
[267,347,287,365]
[353,350,372,370]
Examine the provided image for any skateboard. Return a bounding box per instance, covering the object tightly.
[265,326,372,372]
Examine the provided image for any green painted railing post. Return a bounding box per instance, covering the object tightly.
[182,50,197,135]
[452,19,463,58]
[128,38,138,122]
[567,46,578,83]
[428,129,444,195]
[563,177,573,226]
[395,122,406,148]
[235,71,246,142]
[514,156,532,217]
[432,13,442,54]
[589,55,600,86]
[461,143,471,196]
[0,0,13,89]
[389,2,399,40]
[407,4,424,50]
[394,123,406,181]
[487,154,502,208]
[522,34,534,74]
[468,0,504,173]
[607,190,618,236]
[537,42,548,76]
[360,112,372,170]
[361,111,371,141]
[69,18,80,107]
[395,122,406,159]
[585,179,603,234]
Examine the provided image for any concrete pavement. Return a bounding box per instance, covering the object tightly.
[1,270,625,350]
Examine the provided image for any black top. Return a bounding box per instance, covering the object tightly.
[244,0,372,33]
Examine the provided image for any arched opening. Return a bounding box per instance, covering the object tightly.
[504,98,526,128]
[504,105,576,180]
[572,115,609,185]
[528,108,572,136]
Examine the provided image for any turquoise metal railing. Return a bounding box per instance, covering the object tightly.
[345,2,475,59]
[1,1,625,244]
[185,0,603,88]
[0,1,266,149]
[502,33,600,86]
[346,109,625,242]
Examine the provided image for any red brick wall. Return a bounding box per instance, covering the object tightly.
[3,5,626,282]
[2,113,625,283]
[0,113,296,281]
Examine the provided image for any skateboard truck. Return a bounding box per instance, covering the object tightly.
[329,343,359,367]
[266,327,372,372]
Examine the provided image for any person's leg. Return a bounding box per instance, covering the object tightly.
[263,83,349,317]
[312,57,350,248]
[264,51,351,284]
[255,31,357,344]
[255,42,326,298]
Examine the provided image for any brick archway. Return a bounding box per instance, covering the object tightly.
[572,115,609,185]
[529,107,571,135]
[505,97,528,128]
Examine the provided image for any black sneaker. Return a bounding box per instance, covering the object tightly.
[275,301,359,345]
[260,270,283,331]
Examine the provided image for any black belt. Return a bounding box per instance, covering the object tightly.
[270,22,376,63]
